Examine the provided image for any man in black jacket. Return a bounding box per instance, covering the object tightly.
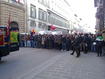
[70,35,83,57]
[96,34,104,56]
[82,34,92,53]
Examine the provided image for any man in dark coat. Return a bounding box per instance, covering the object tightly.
[96,34,103,56]
[66,36,71,51]
[70,35,83,57]
[82,34,92,53]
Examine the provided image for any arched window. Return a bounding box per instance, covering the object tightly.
[10,21,18,28]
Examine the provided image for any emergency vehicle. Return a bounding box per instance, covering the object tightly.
[0,26,19,61]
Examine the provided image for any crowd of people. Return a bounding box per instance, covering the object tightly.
[19,33,105,57]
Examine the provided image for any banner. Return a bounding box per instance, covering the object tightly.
[10,32,18,43]
[50,25,56,30]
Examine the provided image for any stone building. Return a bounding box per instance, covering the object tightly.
[94,0,105,32]
[0,0,25,33]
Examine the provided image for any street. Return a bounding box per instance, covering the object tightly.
[0,48,105,79]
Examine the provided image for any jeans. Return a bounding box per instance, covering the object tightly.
[62,43,66,50]
[91,44,96,52]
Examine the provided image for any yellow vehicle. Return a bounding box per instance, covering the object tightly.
[0,26,19,61]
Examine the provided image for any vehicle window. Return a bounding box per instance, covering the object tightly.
[0,28,6,35]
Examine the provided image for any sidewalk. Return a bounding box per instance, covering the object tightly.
[17,52,105,79]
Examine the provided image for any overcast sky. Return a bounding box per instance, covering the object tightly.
[67,0,96,29]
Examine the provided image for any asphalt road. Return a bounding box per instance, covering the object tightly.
[0,48,61,79]
[0,48,105,79]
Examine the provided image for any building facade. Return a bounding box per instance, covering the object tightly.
[0,0,84,34]
[26,0,74,33]
[0,0,25,33]
[94,0,105,32]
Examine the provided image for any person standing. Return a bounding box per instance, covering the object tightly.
[66,35,71,51]
[96,33,103,57]
[82,34,92,53]
[61,35,66,51]
[70,35,83,57]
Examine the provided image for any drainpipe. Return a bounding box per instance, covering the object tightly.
[25,0,28,33]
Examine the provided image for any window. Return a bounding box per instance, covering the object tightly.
[38,8,47,22]
[38,22,47,29]
[47,10,69,28]
[38,8,43,20]
[10,0,24,4]
[38,0,43,4]
[11,0,17,2]
[30,20,36,27]
[43,23,47,29]
[30,4,36,18]
[38,22,42,28]
[43,11,47,21]
[46,0,50,8]
[100,0,103,4]
[43,0,47,5]
[38,0,50,8]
